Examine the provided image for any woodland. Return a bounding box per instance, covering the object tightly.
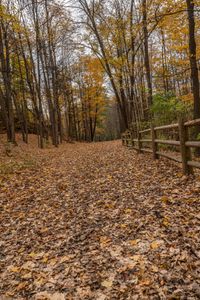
[0,0,200,299]
[0,0,200,145]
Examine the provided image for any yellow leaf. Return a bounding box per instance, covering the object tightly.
[101,280,113,288]
[100,236,111,247]
[34,277,46,287]
[163,218,170,227]
[21,261,35,270]
[105,203,114,209]
[16,282,27,291]
[28,252,44,259]
[42,256,49,263]
[151,265,159,273]
[161,196,170,204]
[60,256,71,263]
[151,241,160,250]
[28,252,37,258]
[8,266,20,273]
[140,279,151,286]
[129,239,139,246]
[120,224,128,229]
[21,272,32,280]
[6,291,15,297]
[40,228,48,233]
[49,258,57,266]
[124,209,132,214]
[18,247,25,253]
[130,255,141,262]
[35,292,65,300]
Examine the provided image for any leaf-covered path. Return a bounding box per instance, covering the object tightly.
[0,140,200,299]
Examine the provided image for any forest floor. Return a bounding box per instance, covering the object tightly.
[0,135,200,300]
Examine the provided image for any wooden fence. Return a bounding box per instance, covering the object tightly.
[122,118,200,175]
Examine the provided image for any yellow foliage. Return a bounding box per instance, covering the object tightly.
[180,93,193,103]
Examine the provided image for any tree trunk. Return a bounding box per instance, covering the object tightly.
[186,0,200,156]
[142,0,153,112]
[186,0,200,120]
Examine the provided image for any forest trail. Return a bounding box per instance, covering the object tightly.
[0,140,200,299]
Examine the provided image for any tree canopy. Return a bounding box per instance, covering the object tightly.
[0,0,200,145]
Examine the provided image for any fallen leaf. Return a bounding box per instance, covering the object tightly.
[151,240,163,250]
[101,280,113,288]
[8,266,20,273]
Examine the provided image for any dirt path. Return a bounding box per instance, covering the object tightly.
[0,140,200,299]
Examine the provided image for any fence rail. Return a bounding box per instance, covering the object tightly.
[122,118,200,175]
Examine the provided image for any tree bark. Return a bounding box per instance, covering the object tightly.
[142,0,153,112]
[186,0,200,121]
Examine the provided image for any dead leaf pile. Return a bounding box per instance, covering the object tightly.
[0,139,200,299]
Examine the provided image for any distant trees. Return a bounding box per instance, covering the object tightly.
[0,0,71,146]
[0,0,107,146]
[77,0,200,130]
[69,56,106,141]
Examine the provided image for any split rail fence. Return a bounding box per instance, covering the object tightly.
[122,118,200,175]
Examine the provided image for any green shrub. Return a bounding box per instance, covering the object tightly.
[151,92,192,125]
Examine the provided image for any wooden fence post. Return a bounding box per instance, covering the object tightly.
[130,130,134,148]
[128,131,131,147]
[122,134,124,146]
[138,131,142,153]
[178,117,193,175]
[151,124,159,159]
[125,133,128,147]
[127,131,130,147]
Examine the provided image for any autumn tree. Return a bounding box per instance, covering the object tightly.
[1,0,200,146]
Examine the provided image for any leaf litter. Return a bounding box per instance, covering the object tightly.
[0,140,200,299]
